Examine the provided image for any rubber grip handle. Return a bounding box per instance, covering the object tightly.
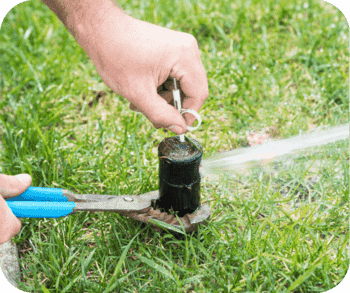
[7,202,76,218]
[6,187,65,202]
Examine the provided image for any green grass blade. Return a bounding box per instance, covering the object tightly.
[62,275,82,293]
[40,284,51,293]
[287,257,325,292]
[32,120,54,163]
[136,254,176,282]
[148,218,186,235]
[103,233,139,293]
[184,135,201,152]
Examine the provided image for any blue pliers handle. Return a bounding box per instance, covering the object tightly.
[5,187,159,218]
[4,187,211,233]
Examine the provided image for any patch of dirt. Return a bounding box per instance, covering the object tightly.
[83,91,106,108]
[246,126,279,146]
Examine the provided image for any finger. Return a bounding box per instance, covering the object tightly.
[131,88,177,113]
[170,64,209,128]
[154,90,174,130]
[130,91,181,127]
[157,89,189,131]
[130,90,179,113]
[131,90,187,134]
[0,195,22,244]
[0,174,32,199]
[179,70,208,127]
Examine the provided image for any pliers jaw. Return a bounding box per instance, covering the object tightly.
[69,190,211,234]
[7,188,210,234]
[131,191,210,234]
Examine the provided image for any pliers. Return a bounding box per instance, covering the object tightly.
[6,187,211,233]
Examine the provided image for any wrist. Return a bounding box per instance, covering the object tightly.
[42,0,126,56]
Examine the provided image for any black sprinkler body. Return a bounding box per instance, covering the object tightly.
[155,135,203,217]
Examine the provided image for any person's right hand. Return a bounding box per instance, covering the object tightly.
[0,174,32,244]
[88,13,209,134]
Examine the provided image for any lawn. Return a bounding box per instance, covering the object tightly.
[0,0,349,292]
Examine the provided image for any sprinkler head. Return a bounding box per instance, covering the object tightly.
[155,135,203,217]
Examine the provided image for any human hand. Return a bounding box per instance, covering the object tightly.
[82,10,209,134]
[0,174,32,244]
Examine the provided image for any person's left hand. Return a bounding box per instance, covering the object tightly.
[0,174,32,244]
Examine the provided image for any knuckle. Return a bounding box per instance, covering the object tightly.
[187,34,198,46]
[202,88,210,100]
[180,33,198,50]
[196,86,209,102]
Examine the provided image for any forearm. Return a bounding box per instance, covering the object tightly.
[41,0,126,56]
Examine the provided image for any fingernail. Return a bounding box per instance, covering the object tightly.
[167,125,184,134]
[15,174,32,185]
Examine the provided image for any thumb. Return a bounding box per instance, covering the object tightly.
[135,92,188,135]
[0,174,32,199]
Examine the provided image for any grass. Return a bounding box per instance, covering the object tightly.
[0,0,348,292]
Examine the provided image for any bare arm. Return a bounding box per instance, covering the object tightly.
[42,0,209,134]
[41,0,124,57]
